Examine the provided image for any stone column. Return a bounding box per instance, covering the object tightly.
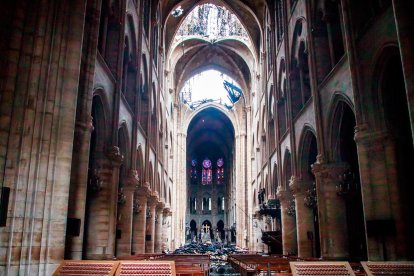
[145,194,158,253]
[132,183,150,254]
[235,131,247,248]
[65,116,94,259]
[277,187,297,255]
[116,170,140,257]
[154,202,165,253]
[162,208,172,251]
[85,147,123,260]
[290,177,315,258]
[355,130,409,260]
[252,213,260,252]
[392,0,414,136]
[312,162,349,259]
[0,1,88,274]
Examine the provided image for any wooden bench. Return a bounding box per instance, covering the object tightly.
[228,254,293,275]
[118,253,209,275]
[117,253,164,261]
[52,260,120,276]
[116,261,176,276]
[162,254,210,276]
[361,261,414,275]
[290,261,355,276]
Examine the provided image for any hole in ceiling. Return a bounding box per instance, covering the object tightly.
[180,69,242,110]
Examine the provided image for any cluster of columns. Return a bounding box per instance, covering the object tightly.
[117,178,172,256]
[274,162,351,259]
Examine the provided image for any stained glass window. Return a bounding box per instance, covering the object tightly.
[190,159,197,184]
[217,158,224,184]
[202,158,212,185]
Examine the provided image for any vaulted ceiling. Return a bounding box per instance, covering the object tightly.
[161,0,267,96]
[187,107,234,162]
[161,0,267,54]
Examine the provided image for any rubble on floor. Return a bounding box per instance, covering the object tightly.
[171,242,248,275]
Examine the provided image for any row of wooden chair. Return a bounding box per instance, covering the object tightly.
[54,254,211,276]
[53,260,176,276]
[118,253,209,275]
[54,254,414,276]
[228,254,414,276]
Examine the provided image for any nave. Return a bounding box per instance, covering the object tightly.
[0,0,414,275]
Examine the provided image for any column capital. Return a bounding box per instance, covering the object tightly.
[276,186,289,202]
[124,169,140,189]
[289,176,302,195]
[135,185,151,199]
[163,206,172,216]
[289,176,314,197]
[354,129,390,145]
[106,146,124,166]
[311,162,349,182]
[147,195,159,208]
[156,201,165,211]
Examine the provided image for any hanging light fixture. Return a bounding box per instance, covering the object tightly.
[287,198,296,217]
[146,208,152,219]
[304,182,317,209]
[133,201,142,214]
[336,169,356,197]
[117,188,126,205]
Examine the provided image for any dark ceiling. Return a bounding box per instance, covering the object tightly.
[187,107,235,164]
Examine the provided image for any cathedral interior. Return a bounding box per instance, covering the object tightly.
[0,0,414,275]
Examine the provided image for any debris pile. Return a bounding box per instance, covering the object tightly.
[172,242,248,275]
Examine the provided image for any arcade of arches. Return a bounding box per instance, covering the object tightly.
[0,0,414,274]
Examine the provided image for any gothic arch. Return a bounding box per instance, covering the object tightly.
[264,173,269,200]
[139,54,149,130]
[253,188,257,207]
[368,44,401,130]
[297,125,317,180]
[282,150,292,190]
[291,18,308,62]
[156,173,161,196]
[136,145,144,181]
[326,93,355,162]
[163,0,263,58]
[272,163,278,198]
[118,122,131,169]
[183,104,240,135]
[163,181,167,201]
[148,162,154,191]
[91,92,110,153]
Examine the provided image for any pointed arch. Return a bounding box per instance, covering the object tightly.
[326,93,355,162]
[91,92,110,153]
[136,145,145,182]
[297,125,318,180]
[118,122,130,169]
[148,162,154,191]
[282,149,292,190]
[272,162,278,198]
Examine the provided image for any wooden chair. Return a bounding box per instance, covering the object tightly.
[52,260,119,276]
[361,261,414,275]
[290,261,355,276]
[116,261,176,276]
